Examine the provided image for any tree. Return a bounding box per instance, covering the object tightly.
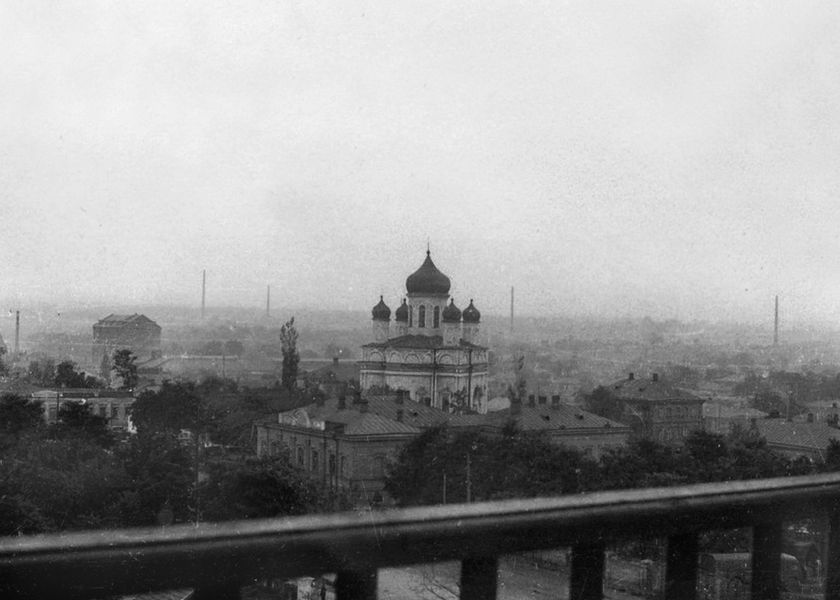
[27,358,56,386]
[54,360,102,389]
[583,386,624,422]
[112,349,138,390]
[0,393,43,437]
[49,401,113,448]
[201,456,330,521]
[280,317,300,392]
[130,381,203,436]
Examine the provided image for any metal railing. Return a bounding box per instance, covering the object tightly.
[3,472,840,600]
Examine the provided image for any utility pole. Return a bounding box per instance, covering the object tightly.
[510,286,515,335]
[201,270,206,320]
[14,310,20,355]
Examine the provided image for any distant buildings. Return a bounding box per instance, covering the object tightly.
[608,373,704,444]
[92,314,161,363]
[359,251,490,412]
[255,389,629,505]
[32,388,135,431]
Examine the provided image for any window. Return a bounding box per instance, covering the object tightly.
[418,305,426,328]
[340,455,346,476]
[297,447,304,466]
[329,453,336,475]
[433,306,440,328]
[312,449,319,471]
[98,404,106,417]
[111,405,119,419]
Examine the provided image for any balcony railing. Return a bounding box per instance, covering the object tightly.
[3,472,840,600]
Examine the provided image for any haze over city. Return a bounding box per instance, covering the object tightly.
[3,3,840,325]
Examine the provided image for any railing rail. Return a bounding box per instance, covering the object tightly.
[3,472,840,600]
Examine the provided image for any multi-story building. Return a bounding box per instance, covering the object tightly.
[92,313,162,363]
[358,251,489,412]
[608,372,704,443]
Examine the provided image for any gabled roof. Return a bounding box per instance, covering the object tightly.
[610,376,702,403]
[484,405,629,433]
[95,313,160,328]
[363,334,484,350]
[753,418,840,454]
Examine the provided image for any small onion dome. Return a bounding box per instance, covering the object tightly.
[442,299,461,323]
[371,296,391,321]
[395,298,409,322]
[406,251,451,295]
[462,299,481,323]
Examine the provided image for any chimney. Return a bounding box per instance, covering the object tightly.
[807,413,815,423]
[338,395,346,410]
[353,390,362,405]
[628,372,634,381]
[551,395,560,409]
[396,409,404,422]
[511,398,522,416]
[652,373,659,382]
[774,295,779,346]
[527,394,535,407]
[266,285,271,318]
[538,395,547,406]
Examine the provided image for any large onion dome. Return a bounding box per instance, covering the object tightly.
[442,299,462,323]
[406,251,451,295]
[395,298,409,322]
[462,299,481,323]
[371,296,391,321]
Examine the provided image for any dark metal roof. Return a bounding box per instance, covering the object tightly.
[405,251,451,295]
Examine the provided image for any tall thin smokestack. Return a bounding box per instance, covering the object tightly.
[510,286,515,334]
[266,285,271,318]
[14,310,19,354]
[201,270,206,320]
[774,295,779,346]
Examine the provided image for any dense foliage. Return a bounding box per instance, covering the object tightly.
[385,426,818,507]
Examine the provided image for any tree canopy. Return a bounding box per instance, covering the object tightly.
[112,349,139,390]
[280,317,300,392]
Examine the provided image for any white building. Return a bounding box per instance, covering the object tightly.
[359,251,490,413]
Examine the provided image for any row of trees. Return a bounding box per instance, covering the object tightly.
[25,350,138,390]
[384,425,818,507]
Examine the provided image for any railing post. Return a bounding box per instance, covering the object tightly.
[751,522,782,600]
[460,556,498,600]
[570,542,605,600]
[336,569,377,600]
[664,533,698,600]
[192,581,242,600]
[827,508,840,600]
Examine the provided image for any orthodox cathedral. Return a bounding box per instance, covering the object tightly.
[359,251,490,413]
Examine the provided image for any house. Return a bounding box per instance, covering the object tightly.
[481,395,630,459]
[751,418,840,461]
[32,388,136,431]
[608,373,704,444]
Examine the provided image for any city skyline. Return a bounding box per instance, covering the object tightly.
[3,3,840,325]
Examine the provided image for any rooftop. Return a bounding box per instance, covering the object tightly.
[610,374,702,403]
[363,334,484,350]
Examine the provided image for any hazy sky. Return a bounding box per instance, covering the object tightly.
[2,2,840,325]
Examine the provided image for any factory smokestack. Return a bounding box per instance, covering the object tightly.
[14,310,19,355]
[774,295,779,346]
[201,270,206,320]
[510,286,515,334]
[266,285,271,318]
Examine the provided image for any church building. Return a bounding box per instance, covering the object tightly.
[359,251,490,413]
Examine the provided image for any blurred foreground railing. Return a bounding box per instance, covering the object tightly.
[4,472,840,600]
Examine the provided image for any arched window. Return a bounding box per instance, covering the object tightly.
[418,305,426,328]
[433,306,440,328]
[409,306,413,327]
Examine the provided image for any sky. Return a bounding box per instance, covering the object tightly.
[2,1,840,325]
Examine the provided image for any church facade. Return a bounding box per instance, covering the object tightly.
[359,251,490,413]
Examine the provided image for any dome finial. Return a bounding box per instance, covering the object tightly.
[426,238,430,256]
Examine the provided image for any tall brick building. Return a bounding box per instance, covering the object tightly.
[92,313,162,362]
